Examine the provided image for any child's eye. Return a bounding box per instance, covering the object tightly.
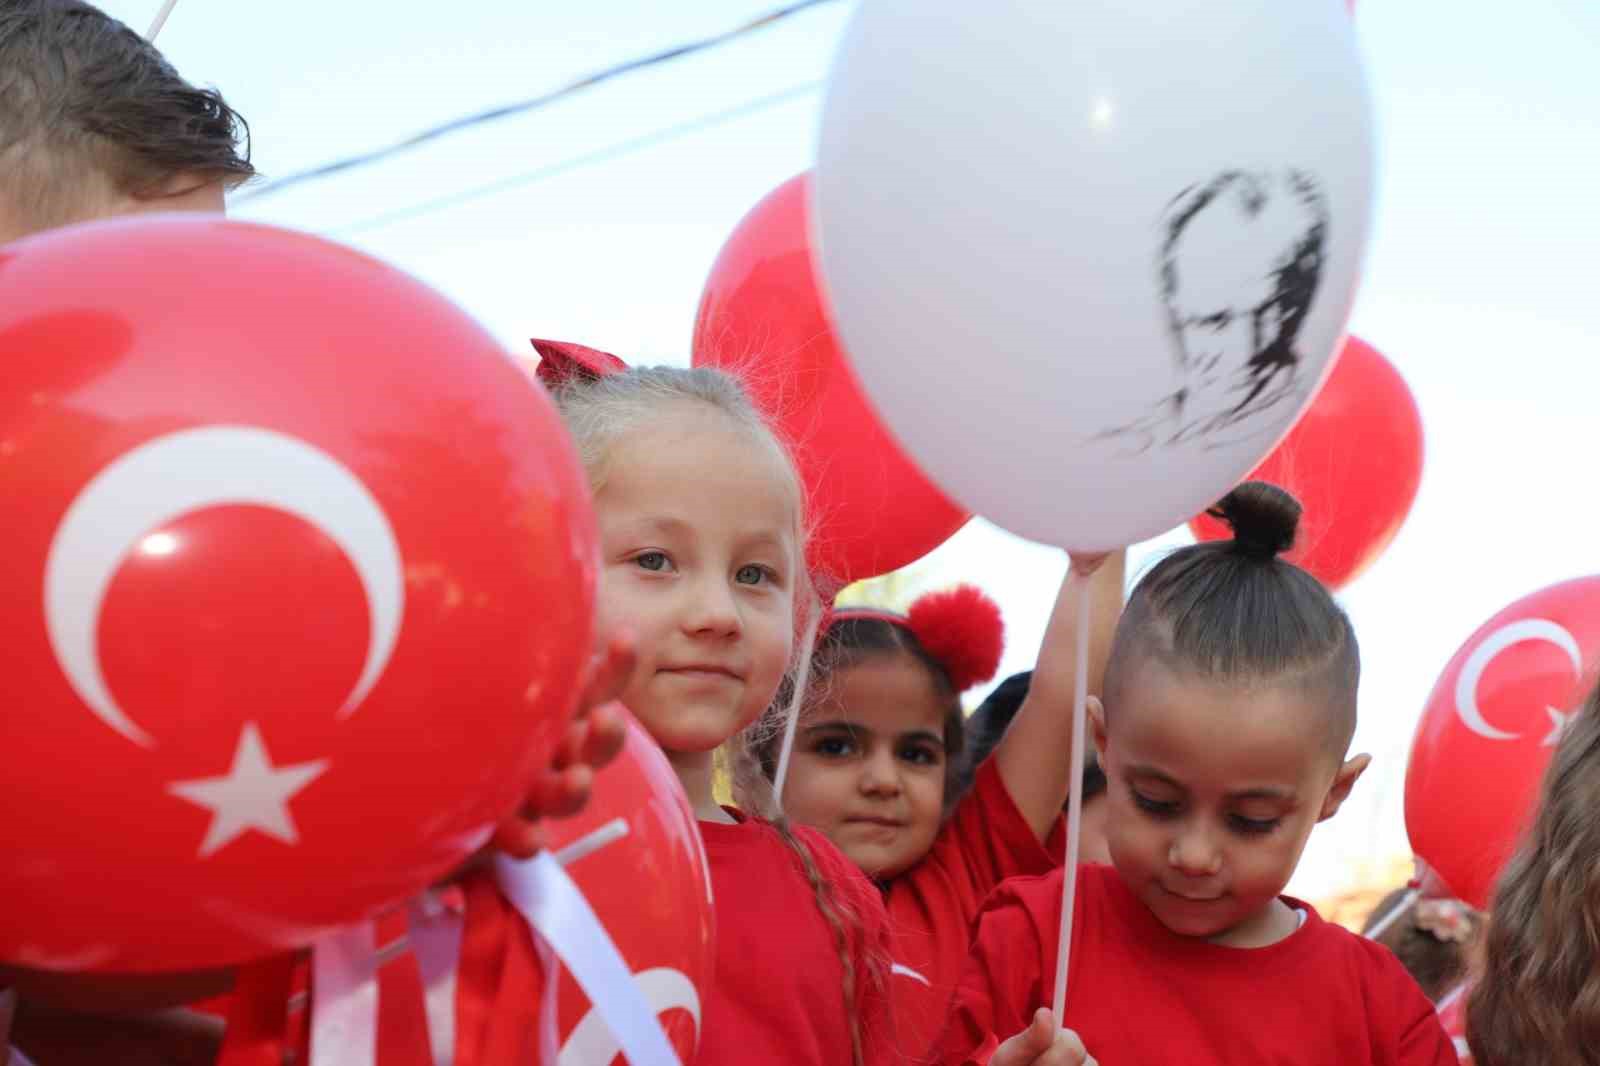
[735,564,774,586]
[813,735,855,758]
[899,744,942,767]
[633,551,672,572]
[1132,791,1180,819]
[1227,814,1280,836]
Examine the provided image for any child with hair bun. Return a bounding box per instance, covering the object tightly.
[771,555,1126,1057]
[938,482,1458,1066]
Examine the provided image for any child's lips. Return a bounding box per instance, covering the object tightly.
[844,814,906,829]
[1162,885,1225,903]
[659,663,743,682]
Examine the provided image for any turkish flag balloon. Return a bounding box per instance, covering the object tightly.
[0,216,596,973]
[693,173,968,590]
[1405,576,1600,910]
[541,716,713,1062]
[1189,337,1422,588]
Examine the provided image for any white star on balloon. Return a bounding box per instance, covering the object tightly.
[1543,706,1575,747]
[168,723,329,857]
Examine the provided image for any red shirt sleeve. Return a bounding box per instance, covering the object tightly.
[936,876,1053,1066]
[1388,971,1461,1066]
[1359,939,1460,1066]
[930,758,1062,912]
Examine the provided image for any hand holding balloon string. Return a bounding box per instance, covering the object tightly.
[992,1009,1097,1066]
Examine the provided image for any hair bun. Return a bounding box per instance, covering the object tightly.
[906,584,1005,692]
[1206,481,1301,560]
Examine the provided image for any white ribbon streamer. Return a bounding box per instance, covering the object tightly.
[410,892,465,1066]
[311,921,380,1066]
[495,851,681,1066]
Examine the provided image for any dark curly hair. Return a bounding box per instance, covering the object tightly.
[0,0,253,229]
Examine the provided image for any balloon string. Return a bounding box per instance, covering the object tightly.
[1362,886,1420,941]
[1051,568,1094,1022]
[146,0,180,40]
[310,922,379,1066]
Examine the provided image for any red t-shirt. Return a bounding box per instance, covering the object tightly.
[885,758,1061,1057]
[939,864,1460,1066]
[698,810,897,1066]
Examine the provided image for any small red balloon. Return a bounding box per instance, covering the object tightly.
[0,216,596,973]
[693,173,969,591]
[1404,576,1600,910]
[1189,336,1422,588]
[539,714,713,1062]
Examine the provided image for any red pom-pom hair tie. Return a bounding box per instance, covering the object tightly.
[906,584,1005,693]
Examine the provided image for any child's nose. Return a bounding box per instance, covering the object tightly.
[859,750,902,796]
[683,576,740,636]
[1167,826,1222,877]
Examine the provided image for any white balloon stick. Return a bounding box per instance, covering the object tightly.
[1362,886,1420,941]
[146,0,180,41]
[1051,570,1094,1023]
[770,594,822,817]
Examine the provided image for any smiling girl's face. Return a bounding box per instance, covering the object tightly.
[780,654,949,879]
[592,405,800,758]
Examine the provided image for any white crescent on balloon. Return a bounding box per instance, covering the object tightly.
[42,425,405,748]
[1454,618,1582,742]
[558,967,701,1066]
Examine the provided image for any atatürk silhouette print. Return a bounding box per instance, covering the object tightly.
[1098,170,1329,453]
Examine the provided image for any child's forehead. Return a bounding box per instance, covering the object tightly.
[815,658,948,729]
[1109,663,1337,777]
[597,416,801,538]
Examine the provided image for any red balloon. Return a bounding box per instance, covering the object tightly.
[1404,577,1600,910]
[538,714,714,1061]
[693,173,968,591]
[0,216,596,973]
[1189,336,1422,588]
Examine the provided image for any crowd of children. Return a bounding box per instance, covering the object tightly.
[7,3,1600,1065]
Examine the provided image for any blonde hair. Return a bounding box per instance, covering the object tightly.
[1467,675,1600,1066]
[549,362,882,1065]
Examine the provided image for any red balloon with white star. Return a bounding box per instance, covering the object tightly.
[1405,576,1600,910]
[0,216,597,973]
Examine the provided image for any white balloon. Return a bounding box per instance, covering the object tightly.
[814,0,1375,549]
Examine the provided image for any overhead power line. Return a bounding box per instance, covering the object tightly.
[328,81,822,238]
[236,0,841,204]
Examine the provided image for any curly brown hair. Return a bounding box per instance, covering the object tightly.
[1467,675,1600,1066]
[0,0,253,230]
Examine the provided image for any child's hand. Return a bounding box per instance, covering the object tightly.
[992,1008,1097,1066]
[489,630,637,859]
[1068,551,1111,578]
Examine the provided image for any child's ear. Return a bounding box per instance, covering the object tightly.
[1088,696,1108,762]
[1317,753,1371,822]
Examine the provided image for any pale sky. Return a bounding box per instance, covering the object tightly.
[111,0,1600,901]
